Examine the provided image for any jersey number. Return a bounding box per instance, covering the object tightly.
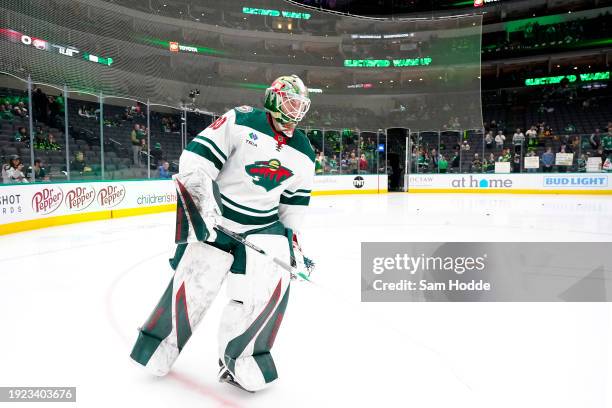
[209,116,227,130]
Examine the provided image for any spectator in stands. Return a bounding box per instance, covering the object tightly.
[590,129,602,150]
[595,147,606,166]
[430,148,439,171]
[44,133,61,151]
[417,150,429,172]
[471,153,482,173]
[512,128,525,153]
[602,130,612,160]
[359,153,369,173]
[124,106,134,121]
[526,126,538,149]
[328,154,338,173]
[498,148,512,162]
[133,104,144,119]
[564,124,577,134]
[161,117,171,133]
[570,136,580,153]
[526,126,537,140]
[140,138,148,164]
[438,155,448,173]
[158,160,172,179]
[27,159,49,182]
[461,140,470,152]
[512,152,521,173]
[484,131,494,149]
[32,87,49,124]
[150,142,163,169]
[484,153,496,173]
[315,151,324,175]
[410,148,418,173]
[13,126,27,142]
[495,130,505,149]
[48,95,61,128]
[13,101,27,118]
[450,151,460,172]
[78,105,96,119]
[162,116,179,133]
[0,103,13,120]
[70,151,93,176]
[348,152,358,174]
[2,155,28,183]
[130,124,144,166]
[34,126,48,150]
[577,154,587,173]
[541,147,555,172]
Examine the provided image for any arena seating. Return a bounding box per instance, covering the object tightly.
[0,89,214,181]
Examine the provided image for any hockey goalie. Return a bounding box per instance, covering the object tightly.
[130,75,315,392]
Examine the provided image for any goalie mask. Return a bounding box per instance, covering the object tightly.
[264,75,311,126]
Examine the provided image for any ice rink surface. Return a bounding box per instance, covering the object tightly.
[1,193,611,408]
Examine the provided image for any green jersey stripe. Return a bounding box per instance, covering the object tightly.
[282,192,310,199]
[280,195,310,206]
[185,142,223,171]
[222,204,280,226]
[282,188,312,197]
[195,135,228,161]
[193,138,226,163]
[220,194,279,215]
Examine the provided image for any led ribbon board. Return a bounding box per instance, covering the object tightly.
[473,0,502,7]
[140,37,224,55]
[242,7,311,20]
[0,28,113,67]
[350,33,415,39]
[169,42,198,53]
[344,58,432,68]
[525,71,610,86]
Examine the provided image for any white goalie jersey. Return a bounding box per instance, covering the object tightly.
[178,106,315,234]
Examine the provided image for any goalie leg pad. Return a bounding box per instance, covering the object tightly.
[130,242,233,376]
[218,234,292,392]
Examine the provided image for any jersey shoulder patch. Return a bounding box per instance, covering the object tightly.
[235,105,254,113]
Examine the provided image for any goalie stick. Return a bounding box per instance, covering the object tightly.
[214,224,311,282]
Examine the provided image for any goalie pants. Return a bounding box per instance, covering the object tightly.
[130,222,293,392]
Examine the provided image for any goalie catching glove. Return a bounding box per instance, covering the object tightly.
[173,168,223,243]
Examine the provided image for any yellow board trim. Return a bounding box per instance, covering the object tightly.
[0,204,176,236]
[0,210,112,235]
[312,189,387,196]
[408,188,612,195]
[0,189,389,236]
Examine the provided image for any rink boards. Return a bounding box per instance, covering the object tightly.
[3,173,611,235]
[0,175,387,234]
[407,173,612,195]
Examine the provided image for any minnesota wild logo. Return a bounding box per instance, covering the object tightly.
[245,159,293,191]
